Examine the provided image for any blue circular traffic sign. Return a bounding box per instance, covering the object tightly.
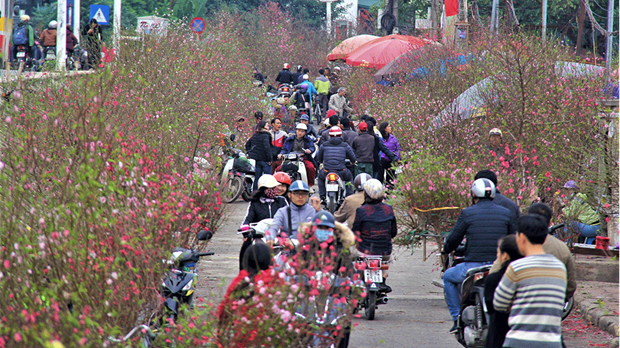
[190,17,205,34]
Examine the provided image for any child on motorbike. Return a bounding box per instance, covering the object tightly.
[351,179,397,293]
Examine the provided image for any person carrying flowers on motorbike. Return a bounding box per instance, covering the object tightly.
[240,174,288,270]
[273,172,292,200]
[277,123,317,186]
[266,180,319,246]
[560,180,600,244]
[351,179,396,293]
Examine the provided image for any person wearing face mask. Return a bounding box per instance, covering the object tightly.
[266,180,321,246]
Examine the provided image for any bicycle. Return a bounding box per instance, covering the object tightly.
[313,101,323,125]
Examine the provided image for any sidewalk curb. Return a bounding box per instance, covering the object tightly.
[574,297,619,338]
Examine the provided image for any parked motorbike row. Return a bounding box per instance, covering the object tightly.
[12,43,89,72]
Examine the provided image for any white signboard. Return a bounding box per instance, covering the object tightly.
[136,16,169,35]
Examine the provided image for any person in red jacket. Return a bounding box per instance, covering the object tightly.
[65,25,78,57]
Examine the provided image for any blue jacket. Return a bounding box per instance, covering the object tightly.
[299,81,317,103]
[267,203,316,240]
[317,137,356,171]
[443,200,514,262]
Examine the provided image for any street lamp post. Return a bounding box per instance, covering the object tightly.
[320,0,337,35]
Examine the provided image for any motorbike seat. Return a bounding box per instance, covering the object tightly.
[465,265,492,278]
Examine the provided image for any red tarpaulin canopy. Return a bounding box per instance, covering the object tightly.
[345,35,430,70]
[327,34,380,61]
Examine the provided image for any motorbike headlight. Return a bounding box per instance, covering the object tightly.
[182,279,194,291]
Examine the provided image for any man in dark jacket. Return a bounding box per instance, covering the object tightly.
[291,65,303,86]
[441,178,514,333]
[299,114,318,140]
[474,169,520,222]
[275,63,294,86]
[278,123,316,186]
[318,113,340,147]
[316,127,356,201]
[353,121,397,177]
[340,117,357,146]
[365,118,397,178]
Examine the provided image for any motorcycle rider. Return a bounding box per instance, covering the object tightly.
[266,180,318,244]
[240,174,288,270]
[273,172,291,199]
[277,123,316,186]
[11,15,36,62]
[316,126,356,202]
[441,178,514,333]
[40,20,57,59]
[318,113,340,147]
[291,65,303,86]
[334,173,371,227]
[351,179,397,293]
[65,25,79,60]
[299,114,318,140]
[275,63,295,86]
[474,170,520,222]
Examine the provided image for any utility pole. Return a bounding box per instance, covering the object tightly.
[490,0,499,37]
[430,0,440,40]
[542,0,548,42]
[321,0,336,35]
[113,0,121,51]
[56,0,67,71]
[605,0,614,72]
[74,0,81,43]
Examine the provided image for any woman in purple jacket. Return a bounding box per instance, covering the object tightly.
[378,122,400,189]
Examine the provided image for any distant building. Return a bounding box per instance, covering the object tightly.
[335,0,381,35]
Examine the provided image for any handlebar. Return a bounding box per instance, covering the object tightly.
[549,223,565,235]
[108,325,156,343]
[197,252,214,257]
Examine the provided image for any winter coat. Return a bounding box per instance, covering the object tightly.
[380,134,401,162]
[280,135,315,158]
[275,69,294,84]
[342,128,357,147]
[314,75,331,95]
[328,94,352,114]
[443,200,514,262]
[270,129,288,160]
[373,135,397,172]
[40,28,57,46]
[352,133,375,163]
[317,137,356,172]
[66,29,78,51]
[245,131,273,163]
[334,191,365,227]
[352,202,398,255]
[299,81,317,103]
[562,192,599,225]
[493,191,520,222]
[242,196,288,225]
[266,203,316,240]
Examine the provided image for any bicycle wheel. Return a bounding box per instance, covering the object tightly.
[314,103,322,125]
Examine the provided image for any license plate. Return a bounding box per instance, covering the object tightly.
[326,184,339,191]
[364,269,383,283]
[16,52,25,58]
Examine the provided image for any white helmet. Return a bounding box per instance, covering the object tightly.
[49,20,58,29]
[302,74,309,80]
[20,15,30,22]
[471,178,496,198]
[296,123,307,131]
[257,174,279,189]
[363,179,385,200]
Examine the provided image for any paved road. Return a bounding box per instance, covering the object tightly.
[200,183,614,348]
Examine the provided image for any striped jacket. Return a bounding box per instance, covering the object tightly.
[493,253,567,348]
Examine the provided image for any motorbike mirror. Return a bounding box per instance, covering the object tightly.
[197,229,213,241]
[229,134,236,142]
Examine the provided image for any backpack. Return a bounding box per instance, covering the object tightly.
[13,26,28,45]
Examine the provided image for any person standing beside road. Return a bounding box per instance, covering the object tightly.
[316,127,356,202]
[314,69,331,121]
[245,120,273,191]
[378,122,400,189]
[334,173,371,227]
[560,180,600,244]
[483,234,523,348]
[269,117,287,172]
[494,214,567,348]
[82,18,103,69]
[441,178,514,333]
[65,25,78,59]
[365,119,397,180]
[328,87,353,117]
[318,113,340,147]
[340,117,357,147]
[298,68,310,85]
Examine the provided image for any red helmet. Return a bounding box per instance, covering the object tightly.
[283,63,290,70]
[273,172,291,186]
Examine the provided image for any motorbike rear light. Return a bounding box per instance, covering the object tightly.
[380,263,390,271]
[327,173,339,181]
[368,259,380,270]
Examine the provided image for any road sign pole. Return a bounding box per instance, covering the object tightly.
[74,0,80,44]
[113,0,121,52]
[56,0,67,71]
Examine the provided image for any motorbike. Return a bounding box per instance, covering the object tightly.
[353,255,390,320]
[219,135,255,203]
[324,160,351,214]
[44,45,56,61]
[13,45,39,72]
[157,229,214,325]
[280,152,310,187]
[277,83,293,98]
